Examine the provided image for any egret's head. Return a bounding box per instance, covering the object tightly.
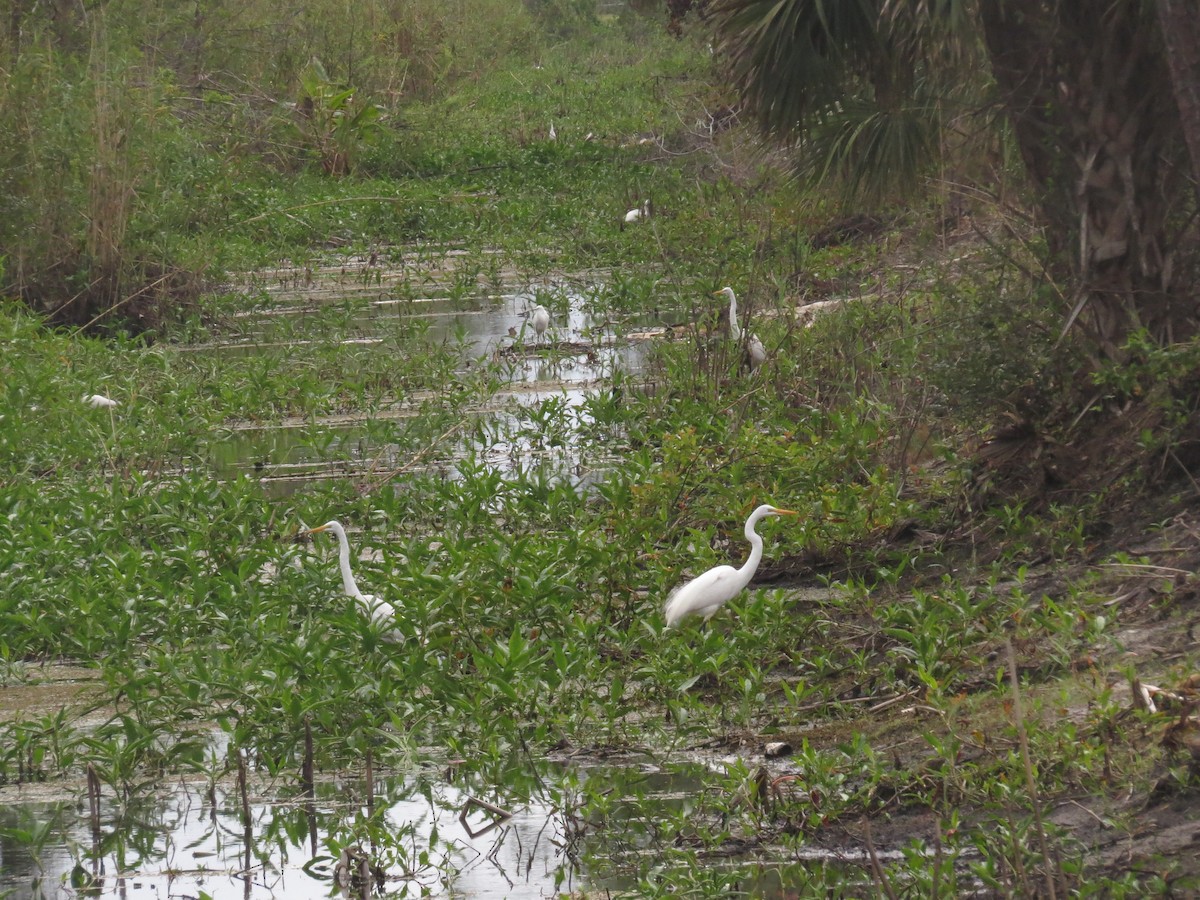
[299,520,341,540]
[751,504,798,521]
[712,287,736,303]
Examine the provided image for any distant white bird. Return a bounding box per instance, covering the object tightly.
[622,200,651,229]
[714,287,767,371]
[548,121,557,141]
[528,303,550,344]
[747,334,767,371]
[302,520,403,643]
[84,394,118,408]
[664,504,799,628]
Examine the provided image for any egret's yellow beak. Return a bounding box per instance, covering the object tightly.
[773,508,800,516]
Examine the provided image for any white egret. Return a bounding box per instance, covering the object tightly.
[747,334,767,371]
[622,200,651,229]
[714,287,767,371]
[548,121,557,141]
[84,394,118,408]
[664,504,798,628]
[528,302,551,344]
[303,520,403,643]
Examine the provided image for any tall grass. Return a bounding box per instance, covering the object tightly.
[0,0,541,329]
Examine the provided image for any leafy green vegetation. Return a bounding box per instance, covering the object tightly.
[1,4,1198,896]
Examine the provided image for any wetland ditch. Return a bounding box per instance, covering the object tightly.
[5,19,1200,897]
[3,249,873,898]
[5,241,1200,898]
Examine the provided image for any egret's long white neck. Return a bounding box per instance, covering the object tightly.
[726,289,742,341]
[736,507,768,582]
[329,523,362,598]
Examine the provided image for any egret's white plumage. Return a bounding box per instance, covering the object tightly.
[714,287,767,371]
[623,200,651,226]
[529,303,550,343]
[664,504,798,628]
[304,520,402,643]
[717,287,742,341]
[84,394,118,408]
[747,334,767,371]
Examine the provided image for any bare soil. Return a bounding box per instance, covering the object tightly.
[713,407,1200,890]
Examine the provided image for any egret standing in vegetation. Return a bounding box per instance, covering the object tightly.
[715,287,767,371]
[84,393,120,436]
[527,302,551,345]
[746,333,767,371]
[302,520,403,643]
[664,504,798,628]
[622,200,651,229]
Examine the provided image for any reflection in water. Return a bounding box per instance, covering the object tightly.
[0,754,884,899]
[0,766,580,900]
[203,274,653,495]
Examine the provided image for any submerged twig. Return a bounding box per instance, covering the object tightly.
[459,795,513,839]
[237,748,252,829]
[301,716,314,797]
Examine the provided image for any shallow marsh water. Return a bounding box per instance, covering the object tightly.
[0,764,578,899]
[0,656,915,899]
[0,742,884,899]
[0,251,894,897]
[194,254,655,493]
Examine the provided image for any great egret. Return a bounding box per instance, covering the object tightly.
[548,121,557,141]
[302,520,403,643]
[622,200,651,229]
[664,504,798,628]
[714,287,767,371]
[84,394,118,408]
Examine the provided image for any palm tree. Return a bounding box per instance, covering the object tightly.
[711,0,1199,360]
[710,0,979,203]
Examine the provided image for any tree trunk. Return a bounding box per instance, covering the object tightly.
[980,0,1195,357]
[1157,0,1200,191]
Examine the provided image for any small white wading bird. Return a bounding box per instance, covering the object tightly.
[303,520,403,643]
[746,332,767,370]
[714,287,767,371]
[527,302,551,344]
[622,199,651,229]
[84,394,119,408]
[664,504,798,628]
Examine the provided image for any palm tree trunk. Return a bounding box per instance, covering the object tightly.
[980,0,1191,355]
[1157,0,1200,192]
